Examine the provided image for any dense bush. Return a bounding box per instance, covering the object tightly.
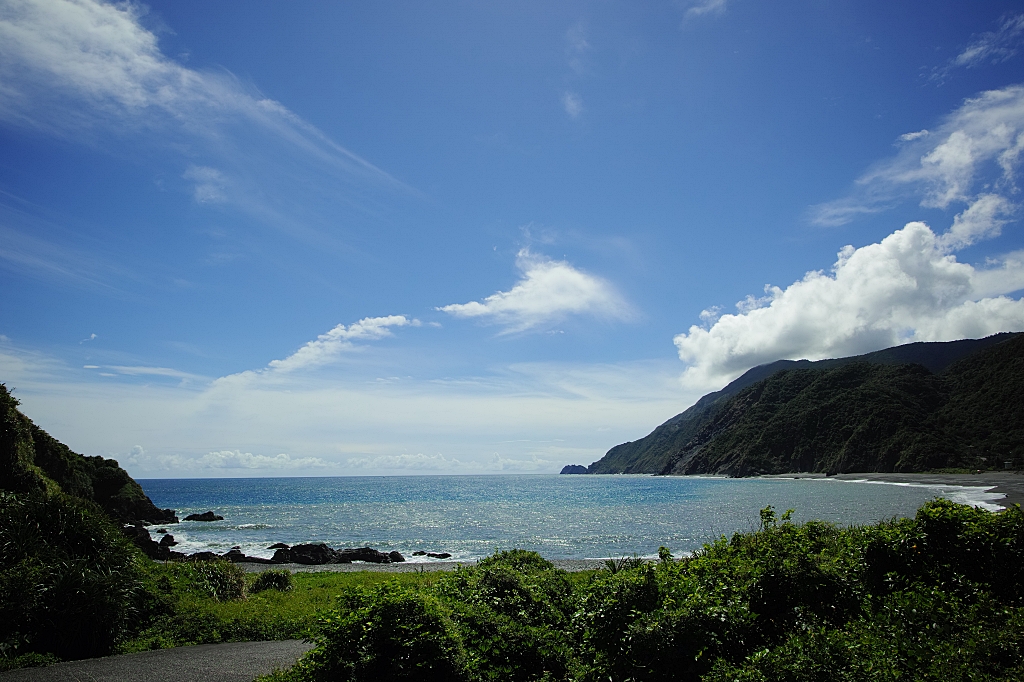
[251,569,294,594]
[287,581,470,682]
[0,490,146,662]
[268,500,1024,682]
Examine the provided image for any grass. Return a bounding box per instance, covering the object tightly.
[119,566,450,653]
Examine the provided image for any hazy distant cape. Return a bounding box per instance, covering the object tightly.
[584,333,1024,477]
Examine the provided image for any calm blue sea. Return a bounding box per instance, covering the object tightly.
[138,475,1003,562]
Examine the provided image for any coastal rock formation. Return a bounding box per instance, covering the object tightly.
[184,511,224,522]
[337,546,393,564]
[268,542,290,549]
[428,552,452,559]
[0,384,179,525]
[559,464,588,474]
[388,551,405,562]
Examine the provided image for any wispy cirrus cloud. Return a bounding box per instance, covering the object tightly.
[941,13,1024,78]
[266,316,420,373]
[685,0,727,19]
[810,84,1024,229]
[437,249,632,333]
[0,0,410,239]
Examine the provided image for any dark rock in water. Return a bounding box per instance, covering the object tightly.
[287,543,338,565]
[156,528,168,534]
[184,511,224,522]
[412,550,426,556]
[388,551,405,563]
[337,547,391,564]
[158,534,177,547]
[122,524,163,559]
[268,542,290,550]
[427,552,452,559]
[186,551,222,562]
[271,548,293,563]
[221,548,276,564]
[559,464,589,474]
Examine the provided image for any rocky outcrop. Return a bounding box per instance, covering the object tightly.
[559,464,588,474]
[267,543,405,565]
[184,511,224,522]
[337,547,393,564]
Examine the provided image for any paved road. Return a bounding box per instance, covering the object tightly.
[0,640,313,682]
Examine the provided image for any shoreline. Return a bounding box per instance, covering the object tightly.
[758,471,1024,509]
[234,558,610,574]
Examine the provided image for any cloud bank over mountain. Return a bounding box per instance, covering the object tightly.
[677,85,1024,390]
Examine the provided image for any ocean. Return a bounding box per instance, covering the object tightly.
[138,474,1004,562]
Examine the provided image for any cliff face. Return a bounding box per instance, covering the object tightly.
[0,385,176,525]
[588,333,1023,476]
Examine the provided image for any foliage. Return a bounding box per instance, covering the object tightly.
[251,569,294,593]
[265,500,1024,682]
[120,567,440,653]
[0,384,172,524]
[0,490,146,662]
[588,333,1024,476]
[285,582,470,682]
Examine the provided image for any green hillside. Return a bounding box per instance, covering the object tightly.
[0,384,176,525]
[588,333,1022,476]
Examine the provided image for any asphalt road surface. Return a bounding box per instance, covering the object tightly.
[0,640,313,682]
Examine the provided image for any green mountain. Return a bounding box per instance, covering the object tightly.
[587,333,1023,476]
[0,384,176,524]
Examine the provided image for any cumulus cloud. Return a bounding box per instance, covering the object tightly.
[347,453,462,470]
[674,221,1024,390]
[123,446,331,471]
[437,249,631,333]
[267,315,419,373]
[811,85,1024,226]
[200,450,331,469]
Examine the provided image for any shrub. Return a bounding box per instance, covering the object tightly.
[284,581,469,682]
[251,569,294,594]
[0,490,145,662]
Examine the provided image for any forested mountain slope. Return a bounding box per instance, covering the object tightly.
[0,384,175,524]
[588,333,1022,476]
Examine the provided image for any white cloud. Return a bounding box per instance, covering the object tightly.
[101,365,207,381]
[267,315,419,373]
[686,0,727,19]
[562,91,583,119]
[183,165,227,204]
[565,23,589,75]
[437,249,632,333]
[811,85,1024,225]
[952,14,1024,70]
[347,453,462,471]
[200,450,331,469]
[0,0,405,236]
[125,447,332,472]
[674,221,1024,391]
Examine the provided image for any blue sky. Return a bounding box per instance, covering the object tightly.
[2,0,1024,477]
